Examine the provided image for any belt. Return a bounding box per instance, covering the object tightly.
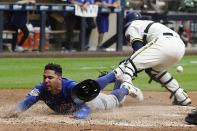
[163,33,173,36]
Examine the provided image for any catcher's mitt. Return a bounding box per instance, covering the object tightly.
[71,79,100,105]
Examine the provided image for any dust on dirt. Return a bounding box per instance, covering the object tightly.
[0,89,197,131]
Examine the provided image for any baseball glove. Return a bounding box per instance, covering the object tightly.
[71,79,100,105]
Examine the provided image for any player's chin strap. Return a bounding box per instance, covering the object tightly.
[145,68,191,106]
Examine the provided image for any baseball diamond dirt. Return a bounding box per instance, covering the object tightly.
[0,50,197,131]
[0,90,197,131]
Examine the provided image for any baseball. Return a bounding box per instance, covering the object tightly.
[176,66,183,73]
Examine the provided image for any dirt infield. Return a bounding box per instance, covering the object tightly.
[0,89,197,131]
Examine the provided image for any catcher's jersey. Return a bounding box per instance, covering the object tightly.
[124,20,185,72]
[125,20,179,45]
[17,78,78,114]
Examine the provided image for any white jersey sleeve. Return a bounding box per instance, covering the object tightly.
[125,20,153,45]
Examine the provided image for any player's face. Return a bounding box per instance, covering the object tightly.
[43,69,62,95]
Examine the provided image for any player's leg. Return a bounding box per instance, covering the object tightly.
[144,37,191,105]
[74,86,129,118]
[86,93,121,110]
[113,39,164,101]
[95,60,127,90]
[119,36,186,102]
[119,59,144,101]
[95,71,116,90]
[145,69,191,106]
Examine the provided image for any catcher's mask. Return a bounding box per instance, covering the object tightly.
[71,79,100,105]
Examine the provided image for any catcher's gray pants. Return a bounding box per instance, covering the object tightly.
[87,93,120,110]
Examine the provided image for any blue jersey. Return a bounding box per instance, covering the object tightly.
[17,78,78,114]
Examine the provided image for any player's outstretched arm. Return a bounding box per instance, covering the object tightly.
[16,95,39,112]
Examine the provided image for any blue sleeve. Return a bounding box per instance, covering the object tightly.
[16,95,39,112]
[132,41,144,51]
[62,78,78,93]
[16,85,42,112]
[96,71,115,90]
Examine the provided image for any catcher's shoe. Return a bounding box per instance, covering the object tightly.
[185,109,197,125]
[121,82,143,101]
[173,97,191,106]
[172,88,191,106]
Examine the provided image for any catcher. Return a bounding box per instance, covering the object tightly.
[110,11,191,106]
[15,63,130,119]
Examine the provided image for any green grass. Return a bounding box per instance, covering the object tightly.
[0,56,196,91]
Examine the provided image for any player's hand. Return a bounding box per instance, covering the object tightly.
[73,104,91,119]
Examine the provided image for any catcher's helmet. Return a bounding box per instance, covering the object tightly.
[125,11,142,24]
[124,11,142,32]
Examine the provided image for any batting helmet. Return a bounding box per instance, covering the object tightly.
[71,79,100,105]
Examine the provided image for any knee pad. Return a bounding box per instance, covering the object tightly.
[114,59,137,81]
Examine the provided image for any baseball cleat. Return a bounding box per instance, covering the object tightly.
[129,87,144,102]
[173,88,192,106]
[173,97,191,106]
[121,82,143,101]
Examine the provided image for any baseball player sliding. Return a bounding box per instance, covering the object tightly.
[14,63,129,119]
[111,11,191,106]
